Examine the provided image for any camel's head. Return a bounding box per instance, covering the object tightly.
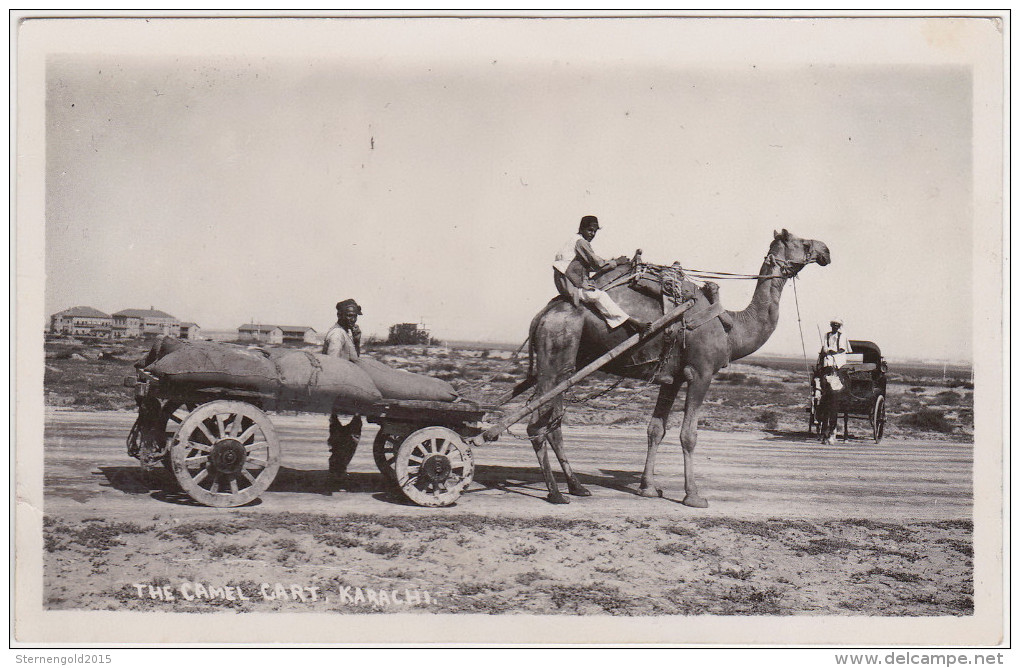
[768,229,831,276]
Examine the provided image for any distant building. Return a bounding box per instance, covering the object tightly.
[111,312,142,339]
[112,308,180,338]
[50,306,112,338]
[388,322,431,345]
[238,324,283,344]
[179,322,201,340]
[279,326,317,344]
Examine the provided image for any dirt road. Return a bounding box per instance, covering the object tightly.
[39,409,975,619]
[43,408,971,521]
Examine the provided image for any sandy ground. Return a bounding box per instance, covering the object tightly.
[40,409,973,616]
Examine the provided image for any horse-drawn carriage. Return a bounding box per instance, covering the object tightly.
[808,339,888,443]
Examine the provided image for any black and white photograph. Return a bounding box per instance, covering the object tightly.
[13,13,1006,648]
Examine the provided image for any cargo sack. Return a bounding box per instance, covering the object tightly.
[141,337,453,408]
[267,350,382,410]
[136,335,188,369]
[355,357,458,402]
[144,342,281,393]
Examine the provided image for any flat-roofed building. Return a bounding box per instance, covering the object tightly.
[238,324,283,344]
[112,308,180,338]
[50,306,112,338]
[280,326,317,344]
[179,322,201,340]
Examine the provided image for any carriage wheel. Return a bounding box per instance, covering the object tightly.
[169,400,280,507]
[872,395,886,444]
[373,430,400,482]
[393,426,474,507]
[161,402,196,474]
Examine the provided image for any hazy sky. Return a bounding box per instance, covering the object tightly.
[39,18,991,362]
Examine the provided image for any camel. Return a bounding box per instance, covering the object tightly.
[524,229,830,506]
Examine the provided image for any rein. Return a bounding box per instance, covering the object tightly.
[683,254,801,281]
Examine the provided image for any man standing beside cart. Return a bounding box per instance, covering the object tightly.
[323,298,364,477]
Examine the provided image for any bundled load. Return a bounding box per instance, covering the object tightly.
[355,357,458,402]
[138,336,458,410]
[142,341,281,393]
[263,348,383,409]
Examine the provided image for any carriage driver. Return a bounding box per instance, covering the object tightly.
[821,318,852,369]
[553,215,650,335]
[323,298,363,477]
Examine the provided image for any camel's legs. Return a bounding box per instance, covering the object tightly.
[528,391,588,502]
[527,363,575,505]
[543,395,590,496]
[639,381,681,497]
[527,420,567,504]
[678,371,712,508]
[527,305,590,504]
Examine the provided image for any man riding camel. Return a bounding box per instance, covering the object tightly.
[553,215,649,335]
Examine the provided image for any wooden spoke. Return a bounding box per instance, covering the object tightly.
[196,421,217,445]
[187,440,213,453]
[215,414,229,439]
[192,468,209,485]
[244,440,269,453]
[210,476,220,494]
[185,455,209,466]
[373,431,401,482]
[229,477,240,494]
[158,403,199,477]
[242,470,257,485]
[237,424,258,444]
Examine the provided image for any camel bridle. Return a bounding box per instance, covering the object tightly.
[763,252,805,279]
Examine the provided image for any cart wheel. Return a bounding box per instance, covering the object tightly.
[393,426,474,507]
[169,400,280,507]
[161,403,196,474]
[373,431,400,482]
[872,395,886,443]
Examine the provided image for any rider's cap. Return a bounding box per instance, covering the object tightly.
[579,215,600,230]
[336,299,363,314]
[830,318,842,326]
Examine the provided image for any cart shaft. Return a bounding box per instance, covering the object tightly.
[480,299,696,442]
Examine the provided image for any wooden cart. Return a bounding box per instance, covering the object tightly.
[128,376,488,508]
[127,301,694,508]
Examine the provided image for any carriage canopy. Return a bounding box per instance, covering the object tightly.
[847,340,883,366]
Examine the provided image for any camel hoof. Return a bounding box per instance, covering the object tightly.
[682,494,709,508]
[568,484,592,497]
[546,493,570,505]
[638,486,663,498]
